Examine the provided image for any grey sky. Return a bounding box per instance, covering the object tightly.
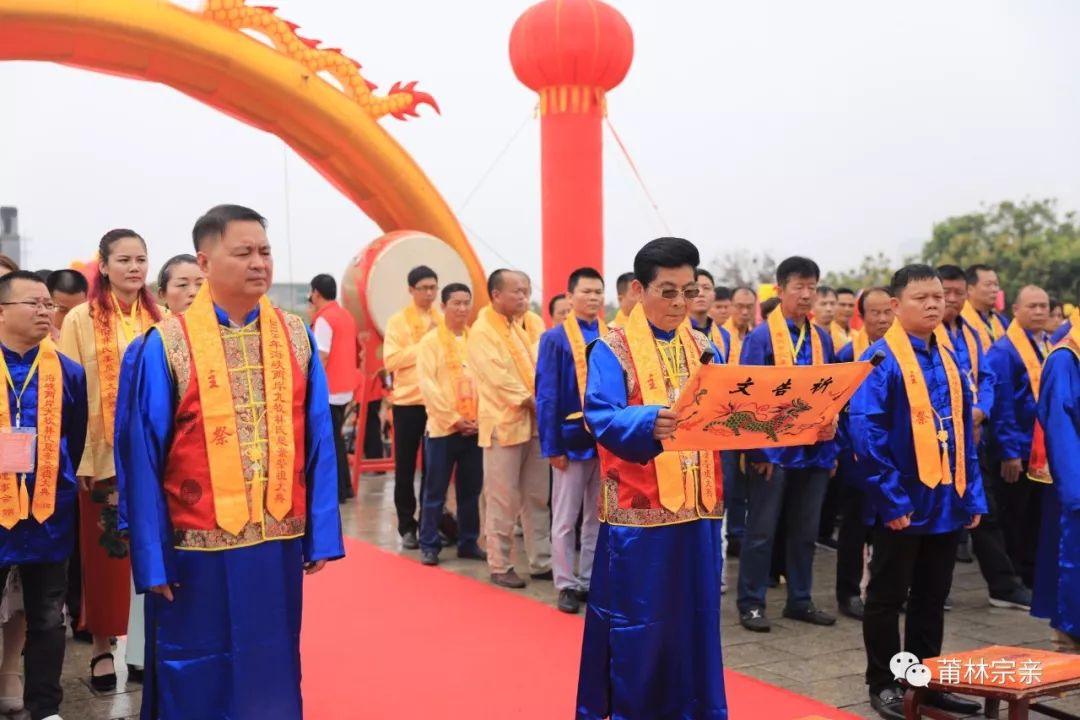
[2,0,1079,301]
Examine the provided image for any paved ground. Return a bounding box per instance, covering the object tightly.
[36,471,1080,719]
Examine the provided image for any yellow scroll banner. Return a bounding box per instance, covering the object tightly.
[663,360,875,452]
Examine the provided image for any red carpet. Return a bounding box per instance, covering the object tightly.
[301,539,860,719]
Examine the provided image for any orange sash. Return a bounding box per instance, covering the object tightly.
[625,304,716,512]
[563,312,608,406]
[853,329,870,359]
[709,324,728,362]
[768,307,824,366]
[186,284,294,535]
[0,338,63,528]
[611,308,630,328]
[1007,322,1050,483]
[936,320,981,400]
[722,318,745,366]
[1030,322,1080,484]
[830,321,850,352]
[961,301,1006,349]
[438,321,476,422]
[884,322,967,496]
[93,296,154,447]
[403,303,441,344]
[522,311,545,345]
[482,306,537,395]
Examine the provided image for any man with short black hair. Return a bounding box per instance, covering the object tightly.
[383,265,441,548]
[611,272,637,327]
[0,270,88,720]
[537,268,606,614]
[737,256,839,632]
[45,270,88,342]
[687,268,732,362]
[720,286,757,557]
[834,288,856,347]
[852,265,985,720]
[309,273,359,504]
[963,264,1010,348]
[709,285,733,327]
[547,293,571,327]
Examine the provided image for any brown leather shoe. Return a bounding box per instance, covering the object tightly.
[490,570,526,589]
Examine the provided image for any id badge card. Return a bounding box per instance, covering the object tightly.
[0,428,36,474]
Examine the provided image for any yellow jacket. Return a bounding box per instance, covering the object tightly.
[382,306,437,406]
[466,309,536,448]
[416,328,475,438]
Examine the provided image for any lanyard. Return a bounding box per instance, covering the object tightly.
[791,322,808,363]
[112,293,140,344]
[2,352,41,428]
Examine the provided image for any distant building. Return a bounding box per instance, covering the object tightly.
[0,207,20,267]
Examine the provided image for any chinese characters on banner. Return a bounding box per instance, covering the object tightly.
[926,646,1080,690]
[662,360,876,452]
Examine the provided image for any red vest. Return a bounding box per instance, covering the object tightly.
[596,327,724,528]
[312,301,360,395]
[158,311,309,549]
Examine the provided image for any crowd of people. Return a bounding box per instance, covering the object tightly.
[0,219,1078,720]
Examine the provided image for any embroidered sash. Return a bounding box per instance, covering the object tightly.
[481,306,537,395]
[722,318,744,366]
[625,304,716,512]
[563,312,608,406]
[768,307,824,366]
[884,322,967,496]
[0,339,63,528]
[961,302,1005,349]
[853,329,870,359]
[93,297,153,447]
[403,303,441,344]
[1029,323,1080,484]
[186,284,295,535]
[1007,322,1049,483]
[439,322,476,422]
[937,321,980,397]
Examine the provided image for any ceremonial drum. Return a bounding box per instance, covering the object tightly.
[342,230,474,339]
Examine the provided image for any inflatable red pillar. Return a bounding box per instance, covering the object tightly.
[509,0,633,318]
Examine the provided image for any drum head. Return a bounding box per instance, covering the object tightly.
[343,230,473,339]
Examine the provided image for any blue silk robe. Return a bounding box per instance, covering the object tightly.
[690,317,732,364]
[987,330,1048,463]
[1031,342,1080,638]
[536,317,601,462]
[577,324,727,720]
[120,304,345,720]
[849,335,987,532]
[0,344,87,566]
[1051,319,1073,345]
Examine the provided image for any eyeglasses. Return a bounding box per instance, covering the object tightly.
[0,300,56,311]
[648,285,702,301]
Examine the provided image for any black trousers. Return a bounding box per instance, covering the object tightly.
[330,403,353,502]
[995,461,1044,589]
[971,455,1026,596]
[0,561,68,720]
[819,473,842,541]
[392,404,427,535]
[363,400,384,459]
[863,528,959,694]
[836,482,872,602]
[66,515,81,628]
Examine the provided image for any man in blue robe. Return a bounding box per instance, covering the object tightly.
[0,270,87,720]
[122,205,344,720]
[577,237,727,720]
[1032,318,1080,650]
[851,265,986,720]
[736,256,838,632]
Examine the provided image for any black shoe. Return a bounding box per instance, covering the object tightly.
[421,550,439,566]
[126,664,144,684]
[90,653,117,692]
[783,603,836,626]
[72,627,92,644]
[869,686,905,720]
[726,537,742,559]
[989,586,1032,610]
[456,544,487,561]
[573,588,589,602]
[838,596,865,620]
[490,570,526,589]
[400,531,420,550]
[740,607,771,633]
[956,542,973,563]
[530,569,553,581]
[557,589,581,614]
[924,691,981,715]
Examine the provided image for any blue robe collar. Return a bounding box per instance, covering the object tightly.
[576,316,601,333]
[690,316,713,335]
[0,342,41,364]
[650,322,676,342]
[213,303,261,328]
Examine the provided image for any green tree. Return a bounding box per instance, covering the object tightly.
[823,251,903,291]
[922,199,1080,305]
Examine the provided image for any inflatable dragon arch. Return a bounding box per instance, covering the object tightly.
[0,0,487,303]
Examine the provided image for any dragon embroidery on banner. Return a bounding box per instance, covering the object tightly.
[203,0,439,121]
[704,398,812,442]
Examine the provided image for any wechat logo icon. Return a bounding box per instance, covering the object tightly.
[890,651,932,688]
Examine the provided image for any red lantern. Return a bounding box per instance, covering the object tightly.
[509,0,633,317]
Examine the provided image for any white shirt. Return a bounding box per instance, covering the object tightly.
[313,317,353,406]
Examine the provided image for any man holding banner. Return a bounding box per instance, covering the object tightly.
[536,267,606,615]
[735,256,839,633]
[851,265,986,720]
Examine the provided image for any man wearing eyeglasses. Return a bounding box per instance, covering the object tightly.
[0,270,88,720]
[383,266,441,549]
